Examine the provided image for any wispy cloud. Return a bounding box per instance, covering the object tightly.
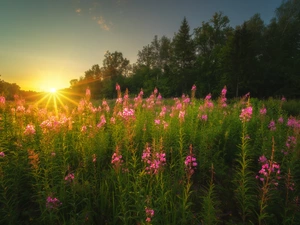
[75,8,81,15]
[93,16,111,31]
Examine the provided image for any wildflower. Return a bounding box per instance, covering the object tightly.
[0,152,5,157]
[81,125,87,133]
[201,114,208,121]
[154,119,161,125]
[86,87,91,100]
[260,107,267,115]
[0,96,5,107]
[191,84,196,91]
[111,146,123,172]
[204,93,214,109]
[122,108,135,120]
[65,173,75,182]
[116,83,120,91]
[185,145,197,178]
[46,196,62,210]
[256,155,281,185]
[278,116,284,124]
[97,115,106,128]
[162,121,169,130]
[239,106,253,122]
[179,110,185,121]
[219,86,227,107]
[268,120,276,131]
[286,136,297,150]
[258,155,268,164]
[142,144,166,175]
[24,124,36,135]
[159,106,167,117]
[145,207,155,223]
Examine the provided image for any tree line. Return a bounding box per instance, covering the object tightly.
[71,0,300,99]
[2,0,299,100]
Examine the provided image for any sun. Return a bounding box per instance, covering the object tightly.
[49,87,57,93]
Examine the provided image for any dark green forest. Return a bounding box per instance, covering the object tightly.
[1,0,300,100]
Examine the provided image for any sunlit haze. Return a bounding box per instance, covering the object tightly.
[0,0,282,92]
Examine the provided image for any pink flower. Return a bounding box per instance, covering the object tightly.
[142,144,166,175]
[191,84,196,91]
[145,207,154,223]
[24,124,36,135]
[268,120,276,131]
[65,173,75,182]
[0,96,5,107]
[260,107,267,115]
[46,196,62,210]
[111,146,123,172]
[97,115,106,128]
[185,149,197,177]
[239,106,253,122]
[179,110,185,121]
[154,119,161,125]
[116,83,120,91]
[201,114,208,121]
[0,152,5,157]
[277,117,283,124]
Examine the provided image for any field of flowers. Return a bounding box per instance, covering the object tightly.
[0,85,299,225]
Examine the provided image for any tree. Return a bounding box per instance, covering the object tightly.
[173,17,195,70]
[194,12,232,96]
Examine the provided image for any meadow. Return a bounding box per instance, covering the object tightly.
[0,85,299,225]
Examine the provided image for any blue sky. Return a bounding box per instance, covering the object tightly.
[0,0,283,91]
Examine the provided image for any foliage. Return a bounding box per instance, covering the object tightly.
[0,85,300,224]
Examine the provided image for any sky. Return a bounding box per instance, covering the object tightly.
[0,0,283,92]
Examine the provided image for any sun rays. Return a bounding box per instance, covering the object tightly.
[32,89,84,116]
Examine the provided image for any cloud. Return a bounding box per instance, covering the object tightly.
[96,16,111,31]
[75,8,81,14]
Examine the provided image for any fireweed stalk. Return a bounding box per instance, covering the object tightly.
[180,144,197,223]
[257,137,281,225]
[234,100,255,223]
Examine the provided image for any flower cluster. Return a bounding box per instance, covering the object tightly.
[142,144,166,175]
[0,96,5,108]
[40,115,71,133]
[97,115,106,128]
[185,154,197,177]
[111,146,123,172]
[46,196,62,210]
[121,108,135,120]
[185,145,197,178]
[256,155,281,186]
[24,124,36,135]
[64,173,75,183]
[268,120,276,131]
[145,207,155,223]
[219,86,227,108]
[260,106,267,115]
[239,106,253,122]
[204,93,214,109]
